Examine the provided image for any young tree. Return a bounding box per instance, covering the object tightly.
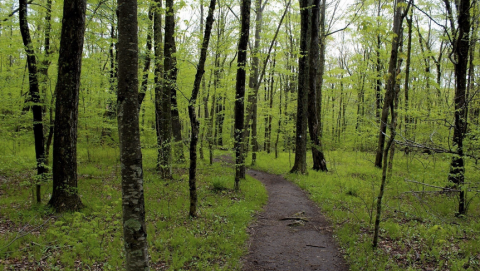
[234,0,252,189]
[373,0,408,248]
[18,0,46,203]
[374,0,407,168]
[117,0,150,267]
[188,0,216,217]
[48,0,87,212]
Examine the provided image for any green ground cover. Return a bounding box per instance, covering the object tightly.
[249,150,480,271]
[0,146,267,270]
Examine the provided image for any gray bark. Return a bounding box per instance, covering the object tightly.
[117,0,149,267]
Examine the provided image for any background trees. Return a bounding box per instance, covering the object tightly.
[1,0,480,267]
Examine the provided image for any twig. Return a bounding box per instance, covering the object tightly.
[280,217,309,222]
[0,217,55,252]
[306,244,326,248]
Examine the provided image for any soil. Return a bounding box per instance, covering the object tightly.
[215,155,349,271]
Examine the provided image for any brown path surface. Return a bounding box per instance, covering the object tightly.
[214,155,349,270]
[242,168,349,271]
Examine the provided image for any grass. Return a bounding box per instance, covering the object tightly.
[0,145,267,270]
[248,149,480,271]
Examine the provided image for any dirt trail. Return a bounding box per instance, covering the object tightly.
[215,156,349,270]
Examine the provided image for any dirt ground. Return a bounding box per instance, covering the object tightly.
[241,168,349,271]
[215,155,349,270]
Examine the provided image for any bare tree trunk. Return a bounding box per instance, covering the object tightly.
[387,42,404,178]
[154,0,164,172]
[234,0,251,189]
[117,0,149,267]
[170,36,185,162]
[307,0,327,171]
[216,96,226,146]
[244,0,263,166]
[290,0,310,174]
[158,0,174,179]
[375,0,383,120]
[48,0,86,212]
[188,0,216,217]
[275,76,283,158]
[447,0,470,215]
[41,0,54,168]
[138,6,153,108]
[267,58,275,153]
[375,0,405,168]
[404,11,412,138]
[19,0,46,204]
[373,105,396,248]
[317,0,326,137]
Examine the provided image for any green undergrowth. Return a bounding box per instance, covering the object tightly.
[248,150,480,271]
[0,145,267,270]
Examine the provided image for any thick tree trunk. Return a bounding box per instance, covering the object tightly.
[448,0,470,215]
[188,0,216,217]
[290,0,309,174]
[234,0,251,189]
[48,0,86,212]
[375,0,405,168]
[317,0,326,137]
[307,0,327,171]
[117,0,149,267]
[19,0,46,204]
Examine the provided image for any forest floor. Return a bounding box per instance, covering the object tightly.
[215,154,348,271]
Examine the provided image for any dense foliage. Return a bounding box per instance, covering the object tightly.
[1,0,479,269]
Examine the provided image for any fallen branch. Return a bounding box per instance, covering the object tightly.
[306,244,326,248]
[280,217,309,222]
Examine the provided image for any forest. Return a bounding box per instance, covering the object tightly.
[0,0,479,269]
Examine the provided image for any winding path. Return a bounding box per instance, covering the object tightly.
[215,154,348,270]
[241,168,349,271]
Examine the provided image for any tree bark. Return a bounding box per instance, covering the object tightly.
[404,11,412,138]
[290,0,310,174]
[374,0,405,168]
[157,0,173,179]
[19,0,46,204]
[244,0,263,165]
[170,34,185,162]
[138,6,154,108]
[307,0,327,171]
[188,0,216,217]
[117,0,150,267]
[317,0,326,137]
[234,0,251,189]
[448,0,470,215]
[154,0,163,172]
[48,0,86,212]
[375,0,383,120]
